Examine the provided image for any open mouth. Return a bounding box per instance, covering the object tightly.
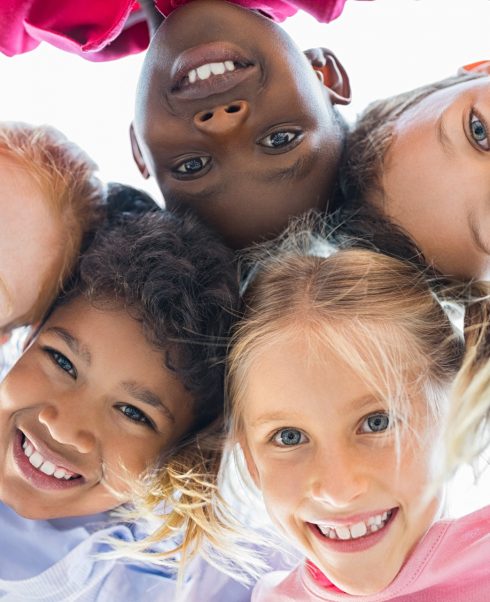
[315,509,397,542]
[13,430,85,490]
[21,433,82,481]
[170,42,258,100]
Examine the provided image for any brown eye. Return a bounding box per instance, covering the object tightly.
[259,130,302,149]
[174,156,210,175]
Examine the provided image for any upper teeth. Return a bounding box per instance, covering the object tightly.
[317,511,392,540]
[22,437,77,480]
[187,61,236,84]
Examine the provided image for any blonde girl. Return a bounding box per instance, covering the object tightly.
[223,221,490,601]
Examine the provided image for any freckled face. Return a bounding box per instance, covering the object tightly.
[0,155,62,334]
[0,298,194,519]
[240,332,441,595]
[380,77,490,280]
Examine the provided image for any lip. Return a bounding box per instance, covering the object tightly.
[13,430,85,491]
[170,42,258,100]
[308,508,399,554]
[311,508,395,527]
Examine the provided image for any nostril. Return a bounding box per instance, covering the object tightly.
[199,112,214,122]
[225,104,241,114]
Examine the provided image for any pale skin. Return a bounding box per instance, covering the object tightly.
[0,155,62,337]
[240,330,442,595]
[380,72,490,280]
[0,298,193,520]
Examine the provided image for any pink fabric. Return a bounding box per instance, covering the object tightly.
[252,505,490,601]
[0,0,351,62]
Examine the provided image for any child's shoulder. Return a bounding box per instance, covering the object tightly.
[0,503,176,601]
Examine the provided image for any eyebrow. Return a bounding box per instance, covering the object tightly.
[45,326,92,366]
[166,151,318,205]
[250,395,382,427]
[436,112,455,156]
[122,381,176,423]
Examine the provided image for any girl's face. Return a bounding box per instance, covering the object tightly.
[0,297,193,519]
[240,331,442,595]
[0,155,62,335]
[381,75,490,280]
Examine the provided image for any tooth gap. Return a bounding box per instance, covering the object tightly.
[200,112,213,122]
[225,105,241,114]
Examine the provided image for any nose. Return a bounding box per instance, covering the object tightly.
[38,404,96,454]
[310,445,369,507]
[193,100,250,137]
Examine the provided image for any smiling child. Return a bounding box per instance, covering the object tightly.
[131,0,350,247]
[339,64,490,281]
[214,219,490,600]
[0,186,242,600]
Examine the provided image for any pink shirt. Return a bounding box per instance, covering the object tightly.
[0,0,351,62]
[252,505,490,601]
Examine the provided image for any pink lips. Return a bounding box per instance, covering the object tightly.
[13,430,84,491]
[170,41,258,100]
[308,508,399,554]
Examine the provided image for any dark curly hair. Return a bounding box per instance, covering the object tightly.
[56,188,238,434]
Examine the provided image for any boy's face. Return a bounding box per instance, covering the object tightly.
[0,155,61,336]
[241,331,441,595]
[0,298,193,519]
[132,0,348,248]
[380,76,490,280]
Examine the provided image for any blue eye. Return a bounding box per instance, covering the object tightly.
[470,112,489,150]
[259,130,301,149]
[273,428,307,447]
[44,347,77,379]
[118,404,154,429]
[359,412,391,434]
[174,156,210,175]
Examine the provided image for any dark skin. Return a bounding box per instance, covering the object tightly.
[131,0,350,248]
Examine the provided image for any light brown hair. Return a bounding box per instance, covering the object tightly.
[0,122,103,326]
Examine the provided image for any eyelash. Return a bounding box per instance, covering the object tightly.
[43,347,77,379]
[171,129,303,178]
[469,109,490,151]
[271,427,308,448]
[116,404,155,430]
[42,347,155,430]
[357,412,392,434]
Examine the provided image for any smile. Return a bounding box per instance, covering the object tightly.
[12,430,84,491]
[170,42,258,100]
[22,435,80,480]
[316,510,394,541]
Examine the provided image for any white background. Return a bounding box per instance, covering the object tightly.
[1,0,489,514]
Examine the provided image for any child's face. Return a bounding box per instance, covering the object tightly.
[240,332,441,595]
[0,297,193,519]
[132,0,347,248]
[0,156,61,335]
[380,76,490,280]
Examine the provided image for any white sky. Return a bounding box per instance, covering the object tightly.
[1,0,490,513]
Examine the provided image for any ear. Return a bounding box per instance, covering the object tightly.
[304,47,351,106]
[459,60,490,76]
[129,122,150,179]
[239,436,261,489]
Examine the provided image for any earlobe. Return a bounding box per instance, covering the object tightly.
[304,47,351,106]
[129,123,150,179]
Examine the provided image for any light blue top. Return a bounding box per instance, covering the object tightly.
[0,502,257,601]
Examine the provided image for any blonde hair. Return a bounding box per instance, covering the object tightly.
[0,122,103,325]
[229,237,465,456]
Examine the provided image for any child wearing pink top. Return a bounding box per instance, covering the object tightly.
[210,218,490,600]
